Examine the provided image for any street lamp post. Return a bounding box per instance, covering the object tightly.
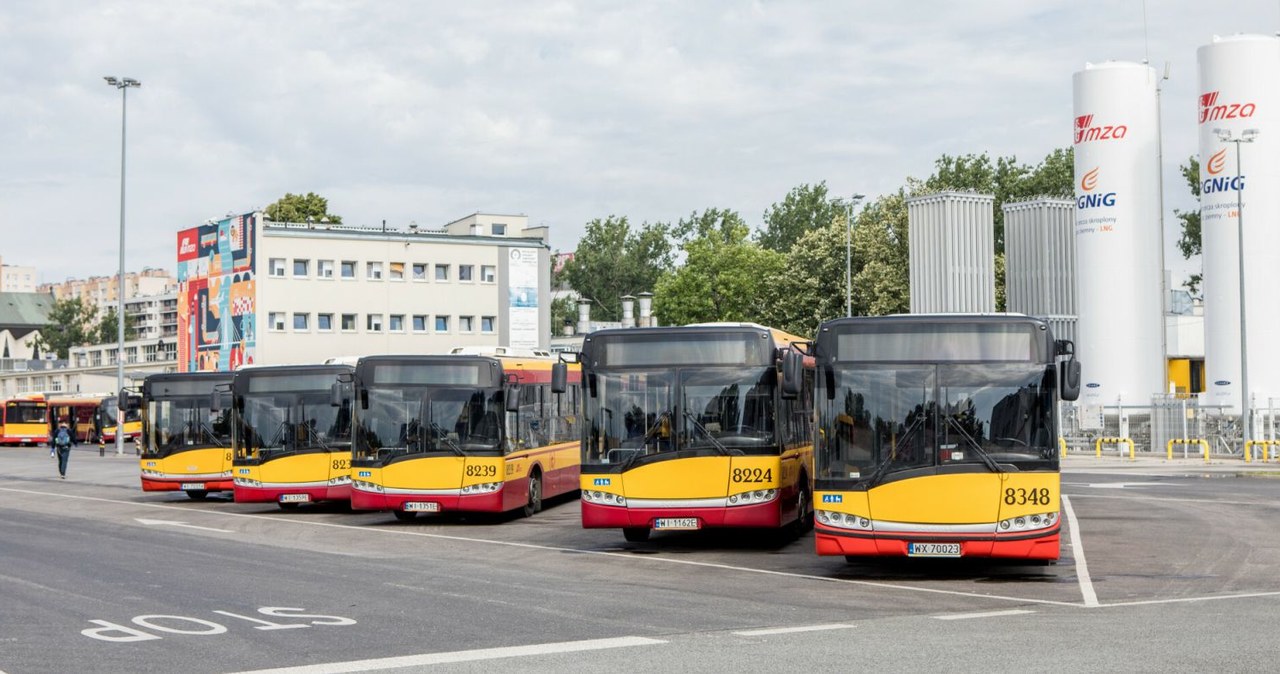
[105,76,140,457]
[1214,127,1259,444]
[843,193,865,317]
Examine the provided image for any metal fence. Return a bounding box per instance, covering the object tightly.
[1060,393,1251,459]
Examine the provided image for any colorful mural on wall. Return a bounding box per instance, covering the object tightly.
[176,213,256,372]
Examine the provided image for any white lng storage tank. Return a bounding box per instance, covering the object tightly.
[1198,34,1280,418]
[1071,61,1165,410]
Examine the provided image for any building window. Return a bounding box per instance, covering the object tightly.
[341,313,357,332]
[389,314,404,332]
[481,316,495,333]
[435,315,450,332]
[318,313,333,332]
[293,259,309,277]
[459,316,474,333]
[269,312,286,331]
[412,263,427,280]
[125,347,138,364]
[389,262,404,280]
[435,264,450,281]
[293,313,309,331]
[367,262,383,280]
[341,261,356,279]
[319,260,335,278]
[493,223,507,236]
[412,315,427,332]
[90,352,102,367]
[367,313,383,332]
[459,265,474,282]
[270,258,286,277]
[481,265,495,283]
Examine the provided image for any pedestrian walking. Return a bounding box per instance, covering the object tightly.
[51,419,75,479]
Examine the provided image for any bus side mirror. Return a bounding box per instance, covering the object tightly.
[505,385,521,413]
[780,350,802,399]
[551,362,567,394]
[359,388,369,410]
[1060,358,1082,402]
[330,383,342,407]
[210,392,222,413]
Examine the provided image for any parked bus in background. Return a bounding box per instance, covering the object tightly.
[571,323,815,543]
[98,394,143,443]
[138,372,235,500]
[229,363,354,509]
[46,394,110,444]
[807,314,1080,562]
[350,351,582,520]
[0,394,49,446]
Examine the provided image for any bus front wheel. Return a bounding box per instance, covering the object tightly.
[623,527,650,543]
[521,471,543,518]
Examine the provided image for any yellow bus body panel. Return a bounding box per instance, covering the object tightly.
[143,447,232,475]
[584,454,804,499]
[241,452,336,484]
[818,471,1060,522]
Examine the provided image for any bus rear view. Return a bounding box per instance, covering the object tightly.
[812,315,1080,561]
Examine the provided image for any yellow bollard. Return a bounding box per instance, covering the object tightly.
[1059,437,1069,458]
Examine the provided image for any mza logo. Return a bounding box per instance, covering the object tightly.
[1199,91,1256,124]
[592,478,611,486]
[821,494,843,504]
[1074,114,1128,144]
[358,471,372,478]
[1202,148,1245,193]
[238,468,250,475]
[1076,167,1117,208]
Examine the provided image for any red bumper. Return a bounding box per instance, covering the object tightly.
[234,484,351,504]
[141,477,233,493]
[582,499,781,529]
[350,489,504,513]
[816,526,1060,560]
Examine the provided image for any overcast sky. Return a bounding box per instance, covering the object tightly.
[2,1,1276,288]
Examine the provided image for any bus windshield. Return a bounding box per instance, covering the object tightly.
[238,390,351,456]
[100,398,141,427]
[144,394,232,458]
[583,365,777,467]
[6,401,47,424]
[818,363,1055,482]
[354,386,505,459]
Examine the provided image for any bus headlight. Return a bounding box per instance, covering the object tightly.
[328,475,351,486]
[233,477,262,487]
[816,510,873,531]
[352,480,384,493]
[726,488,777,507]
[999,511,1058,532]
[582,490,626,506]
[461,482,501,494]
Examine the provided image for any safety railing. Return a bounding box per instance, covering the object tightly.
[1245,440,1279,463]
[1095,437,1135,460]
[1166,438,1210,463]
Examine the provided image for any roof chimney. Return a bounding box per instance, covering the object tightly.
[637,292,653,328]
[621,295,636,329]
[577,298,592,336]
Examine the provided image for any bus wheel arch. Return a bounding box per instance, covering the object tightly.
[795,469,813,533]
[521,466,543,517]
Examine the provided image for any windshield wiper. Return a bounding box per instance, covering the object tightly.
[943,415,1003,474]
[618,411,672,472]
[428,421,465,456]
[682,410,740,456]
[865,413,928,488]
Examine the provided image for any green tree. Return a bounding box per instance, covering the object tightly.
[1173,156,1202,296]
[560,216,673,323]
[758,182,843,253]
[655,209,785,325]
[31,297,97,359]
[550,295,577,336]
[94,307,139,345]
[758,219,848,336]
[850,189,913,317]
[264,192,343,224]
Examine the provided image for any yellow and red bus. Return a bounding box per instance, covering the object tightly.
[0,394,49,446]
[808,314,1080,562]
[139,372,235,500]
[229,364,354,508]
[98,394,143,443]
[46,393,111,444]
[350,353,582,520]
[574,323,815,542]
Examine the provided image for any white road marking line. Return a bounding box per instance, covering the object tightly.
[1061,495,1099,608]
[0,486,1078,607]
[134,517,233,533]
[933,609,1035,621]
[733,623,855,636]
[226,635,665,673]
[1066,493,1280,507]
[1080,482,1184,489]
[1099,591,1280,608]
